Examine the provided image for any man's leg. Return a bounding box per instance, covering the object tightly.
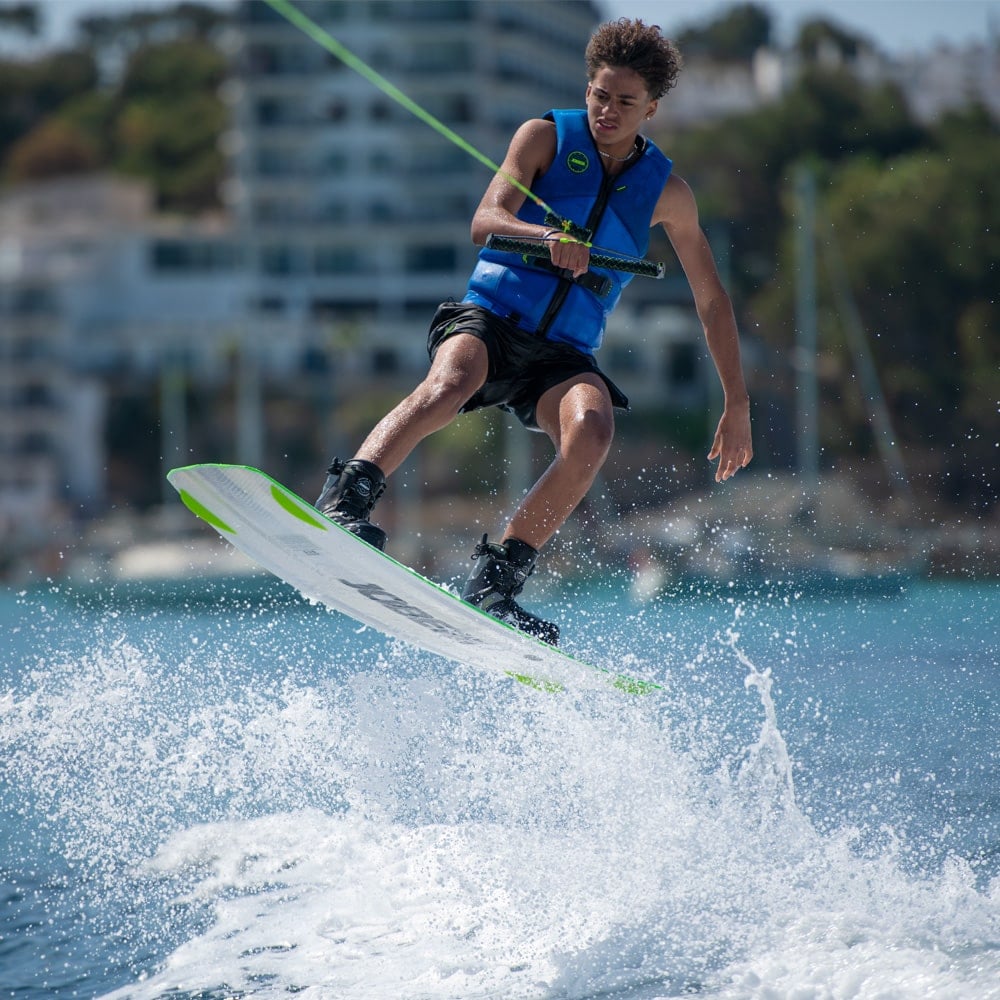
[316,333,487,547]
[503,373,615,550]
[461,374,613,646]
[355,332,489,475]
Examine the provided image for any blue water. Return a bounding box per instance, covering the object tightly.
[2,576,998,998]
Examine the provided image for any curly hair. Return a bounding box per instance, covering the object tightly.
[585,18,682,99]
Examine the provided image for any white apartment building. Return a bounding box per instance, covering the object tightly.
[221,0,710,409]
[0,176,245,568]
[223,0,606,375]
[659,35,1000,129]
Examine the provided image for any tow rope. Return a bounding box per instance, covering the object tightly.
[262,0,663,278]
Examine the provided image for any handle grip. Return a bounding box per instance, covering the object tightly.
[484,234,665,279]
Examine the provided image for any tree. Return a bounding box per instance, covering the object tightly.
[658,6,997,505]
[665,66,926,306]
[113,37,229,211]
[676,3,772,62]
[796,17,873,63]
[5,117,99,179]
[76,2,228,69]
[0,49,99,162]
[748,114,1000,505]
[0,2,41,37]
[0,3,230,211]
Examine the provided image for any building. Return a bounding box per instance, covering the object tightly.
[223,0,716,435]
[0,175,245,571]
[223,0,606,379]
[0,1,733,574]
[656,34,1000,129]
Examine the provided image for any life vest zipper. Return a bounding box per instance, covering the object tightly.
[534,166,619,340]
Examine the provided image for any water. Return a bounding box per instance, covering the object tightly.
[2,575,998,999]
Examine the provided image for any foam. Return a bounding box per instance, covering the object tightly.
[3,589,999,998]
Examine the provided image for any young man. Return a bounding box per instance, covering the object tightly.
[316,18,752,646]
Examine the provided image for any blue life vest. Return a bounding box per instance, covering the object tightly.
[463,108,672,354]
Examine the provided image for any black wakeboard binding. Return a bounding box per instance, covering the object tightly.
[315,458,387,551]
[462,534,559,646]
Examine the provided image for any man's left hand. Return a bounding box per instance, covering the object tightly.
[708,403,752,482]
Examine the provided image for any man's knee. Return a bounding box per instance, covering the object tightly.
[415,367,480,417]
[563,406,615,465]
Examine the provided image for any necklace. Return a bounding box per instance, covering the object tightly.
[598,137,643,163]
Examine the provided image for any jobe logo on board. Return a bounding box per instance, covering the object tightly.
[339,578,482,643]
[567,150,589,173]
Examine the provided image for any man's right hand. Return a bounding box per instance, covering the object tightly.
[547,232,591,278]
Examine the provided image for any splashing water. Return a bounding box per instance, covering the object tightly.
[2,582,999,999]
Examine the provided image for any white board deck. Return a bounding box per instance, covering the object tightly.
[167,464,657,694]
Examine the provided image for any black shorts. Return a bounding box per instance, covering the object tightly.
[426,301,629,431]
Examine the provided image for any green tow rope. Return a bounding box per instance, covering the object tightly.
[262,0,664,272]
[263,0,558,220]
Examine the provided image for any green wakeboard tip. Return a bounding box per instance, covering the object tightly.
[178,489,235,534]
[506,671,565,694]
[269,483,327,530]
[612,675,661,695]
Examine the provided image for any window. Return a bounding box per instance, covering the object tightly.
[325,98,348,122]
[416,0,471,22]
[151,240,240,273]
[606,345,641,373]
[405,245,457,273]
[371,348,399,373]
[368,149,394,174]
[314,246,362,274]
[367,200,395,222]
[11,287,56,315]
[12,337,53,361]
[18,383,52,407]
[666,342,699,386]
[19,431,51,455]
[261,245,302,275]
[317,201,348,224]
[310,298,378,321]
[409,42,473,73]
[299,0,346,23]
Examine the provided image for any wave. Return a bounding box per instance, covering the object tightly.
[2,591,999,998]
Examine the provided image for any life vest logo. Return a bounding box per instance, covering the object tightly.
[567,150,590,173]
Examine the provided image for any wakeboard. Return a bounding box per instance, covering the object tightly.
[167,464,657,694]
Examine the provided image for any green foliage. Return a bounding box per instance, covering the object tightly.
[796,18,871,61]
[53,90,117,160]
[668,67,928,307]
[0,3,41,36]
[111,38,229,209]
[423,409,508,495]
[119,35,227,100]
[77,3,228,55]
[5,117,100,180]
[115,90,227,211]
[662,8,998,507]
[0,3,228,210]
[676,3,772,62]
[746,114,999,501]
[630,405,708,456]
[821,139,999,442]
[956,302,1000,432]
[0,49,99,158]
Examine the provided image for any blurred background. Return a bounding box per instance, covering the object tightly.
[0,0,997,594]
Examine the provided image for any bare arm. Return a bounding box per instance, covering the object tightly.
[470,118,591,278]
[655,174,753,482]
